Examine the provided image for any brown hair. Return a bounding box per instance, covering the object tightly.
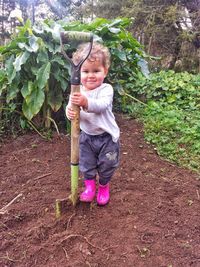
[72,42,111,69]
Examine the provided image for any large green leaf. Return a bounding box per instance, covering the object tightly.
[36,49,49,63]
[52,66,69,91]
[18,42,34,52]
[5,55,17,84]
[6,84,19,102]
[36,62,51,89]
[108,27,121,34]
[89,18,109,28]
[51,56,67,67]
[18,36,39,53]
[137,56,150,78]
[108,18,130,28]
[44,42,61,54]
[29,36,39,52]
[51,23,63,42]
[22,85,45,120]
[13,51,30,72]
[21,81,34,100]
[112,48,127,61]
[48,85,63,112]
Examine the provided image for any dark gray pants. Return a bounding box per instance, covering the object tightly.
[79,131,120,185]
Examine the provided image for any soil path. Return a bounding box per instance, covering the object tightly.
[0,114,199,267]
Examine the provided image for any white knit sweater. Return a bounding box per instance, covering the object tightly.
[76,83,120,143]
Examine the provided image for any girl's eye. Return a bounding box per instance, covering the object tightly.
[82,70,88,73]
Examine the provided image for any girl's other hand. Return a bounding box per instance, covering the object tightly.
[66,106,76,120]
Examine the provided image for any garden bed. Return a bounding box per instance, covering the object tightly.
[0,114,199,267]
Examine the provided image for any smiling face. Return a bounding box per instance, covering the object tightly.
[81,59,108,90]
[73,42,110,91]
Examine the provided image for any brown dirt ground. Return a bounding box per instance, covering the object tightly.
[0,114,200,267]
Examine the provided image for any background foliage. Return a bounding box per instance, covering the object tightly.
[85,0,200,73]
[127,71,200,173]
[0,17,146,132]
[1,1,200,73]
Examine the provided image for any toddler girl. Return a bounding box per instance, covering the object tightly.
[66,42,120,205]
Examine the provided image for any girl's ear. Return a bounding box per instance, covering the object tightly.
[104,68,108,77]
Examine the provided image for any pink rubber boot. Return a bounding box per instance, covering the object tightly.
[80,180,96,202]
[97,183,110,206]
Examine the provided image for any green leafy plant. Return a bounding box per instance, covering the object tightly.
[1,20,70,127]
[122,70,200,111]
[121,70,200,173]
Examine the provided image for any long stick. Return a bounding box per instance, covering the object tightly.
[70,85,80,206]
[59,31,93,209]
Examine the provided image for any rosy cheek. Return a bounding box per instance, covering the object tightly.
[81,74,86,80]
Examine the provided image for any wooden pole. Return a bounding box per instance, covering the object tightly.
[70,84,80,206]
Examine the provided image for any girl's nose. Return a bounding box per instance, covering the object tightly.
[88,72,94,77]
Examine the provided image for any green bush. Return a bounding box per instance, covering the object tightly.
[137,71,200,172]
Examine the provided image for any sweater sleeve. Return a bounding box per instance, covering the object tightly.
[86,84,114,113]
